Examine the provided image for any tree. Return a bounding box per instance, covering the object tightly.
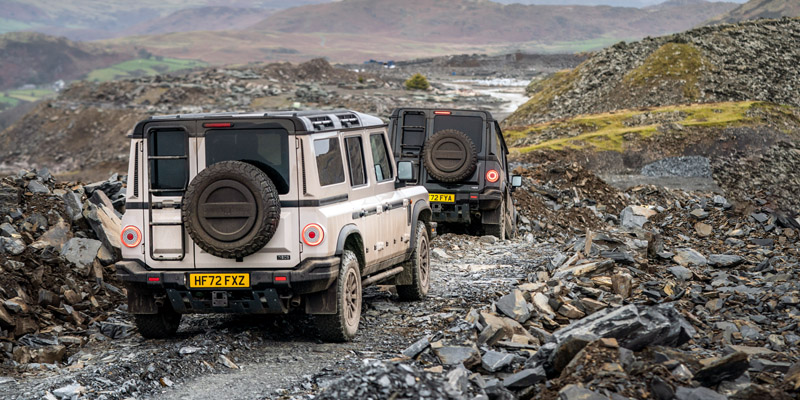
[405,73,430,90]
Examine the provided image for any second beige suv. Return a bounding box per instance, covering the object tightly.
[115,110,432,341]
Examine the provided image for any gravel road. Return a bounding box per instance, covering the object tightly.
[0,234,551,400]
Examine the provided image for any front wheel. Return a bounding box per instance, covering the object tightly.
[397,221,431,301]
[314,250,362,342]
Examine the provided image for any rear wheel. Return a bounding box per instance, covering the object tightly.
[315,250,362,342]
[134,306,182,339]
[397,221,431,301]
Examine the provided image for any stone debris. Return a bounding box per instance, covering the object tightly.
[0,170,126,368]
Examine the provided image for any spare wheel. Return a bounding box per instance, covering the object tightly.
[422,129,478,182]
[182,161,280,259]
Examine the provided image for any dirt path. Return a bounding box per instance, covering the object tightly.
[0,234,552,400]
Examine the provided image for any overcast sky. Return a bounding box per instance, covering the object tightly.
[492,0,748,6]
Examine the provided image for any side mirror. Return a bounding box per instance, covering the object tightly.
[511,175,522,188]
[397,161,414,180]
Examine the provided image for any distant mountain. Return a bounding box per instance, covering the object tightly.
[0,32,131,90]
[0,0,333,40]
[122,6,274,36]
[251,0,739,44]
[494,0,746,6]
[705,0,800,24]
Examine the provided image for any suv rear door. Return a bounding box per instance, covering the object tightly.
[142,122,197,269]
[193,120,301,269]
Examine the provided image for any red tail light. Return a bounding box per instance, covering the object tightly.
[148,277,160,282]
[203,122,232,128]
[433,110,451,115]
[302,223,324,246]
[486,169,500,183]
[274,276,287,282]
[121,226,142,248]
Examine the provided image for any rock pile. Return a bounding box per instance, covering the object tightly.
[0,169,126,368]
[505,17,800,127]
[322,159,800,399]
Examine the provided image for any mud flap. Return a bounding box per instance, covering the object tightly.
[125,283,158,314]
[395,260,413,285]
[482,202,502,225]
[305,284,338,315]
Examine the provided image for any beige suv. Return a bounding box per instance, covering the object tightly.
[116,110,432,342]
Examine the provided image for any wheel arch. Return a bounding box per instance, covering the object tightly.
[335,224,365,271]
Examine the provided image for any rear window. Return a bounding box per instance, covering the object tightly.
[206,129,291,194]
[149,129,187,197]
[433,115,484,152]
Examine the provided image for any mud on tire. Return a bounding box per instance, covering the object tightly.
[422,129,478,182]
[314,250,362,342]
[182,161,280,259]
[397,221,431,301]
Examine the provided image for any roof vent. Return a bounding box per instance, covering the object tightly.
[309,115,334,131]
[336,113,360,128]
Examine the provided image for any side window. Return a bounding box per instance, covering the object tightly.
[370,133,393,182]
[149,129,187,196]
[345,136,367,187]
[314,137,345,186]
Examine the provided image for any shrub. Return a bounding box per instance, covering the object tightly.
[405,73,430,90]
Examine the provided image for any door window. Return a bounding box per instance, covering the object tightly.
[345,136,367,187]
[369,133,393,182]
[314,137,345,186]
[433,115,484,152]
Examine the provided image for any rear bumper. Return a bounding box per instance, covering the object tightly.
[116,257,340,314]
[430,189,502,223]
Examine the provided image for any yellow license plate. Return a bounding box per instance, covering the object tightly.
[429,193,455,203]
[189,274,250,288]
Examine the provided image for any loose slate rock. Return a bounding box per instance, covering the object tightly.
[708,254,744,268]
[668,266,692,281]
[402,337,430,359]
[559,384,609,400]
[495,289,530,323]
[673,248,707,266]
[674,386,727,400]
[434,346,481,368]
[503,366,546,389]
[482,350,515,373]
[60,238,102,269]
[694,351,749,387]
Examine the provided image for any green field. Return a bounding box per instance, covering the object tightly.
[0,88,56,108]
[87,57,207,82]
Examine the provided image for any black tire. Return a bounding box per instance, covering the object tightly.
[397,221,431,301]
[182,161,280,259]
[314,250,362,342]
[134,307,182,339]
[422,129,478,182]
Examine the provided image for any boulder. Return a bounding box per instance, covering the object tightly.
[60,238,102,269]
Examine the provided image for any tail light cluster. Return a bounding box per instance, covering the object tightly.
[486,169,500,183]
[121,225,142,248]
[302,223,324,246]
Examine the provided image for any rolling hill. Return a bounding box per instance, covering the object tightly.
[705,0,800,24]
[121,6,274,36]
[0,0,333,40]
[252,0,739,44]
[101,0,740,65]
[503,17,800,127]
[0,32,131,90]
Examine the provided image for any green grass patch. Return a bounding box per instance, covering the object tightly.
[87,57,207,82]
[505,67,582,127]
[622,43,712,100]
[508,101,763,153]
[0,88,56,106]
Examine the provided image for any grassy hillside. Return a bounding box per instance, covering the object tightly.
[504,18,800,127]
[86,57,207,82]
[706,0,800,24]
[0,32,131,90]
